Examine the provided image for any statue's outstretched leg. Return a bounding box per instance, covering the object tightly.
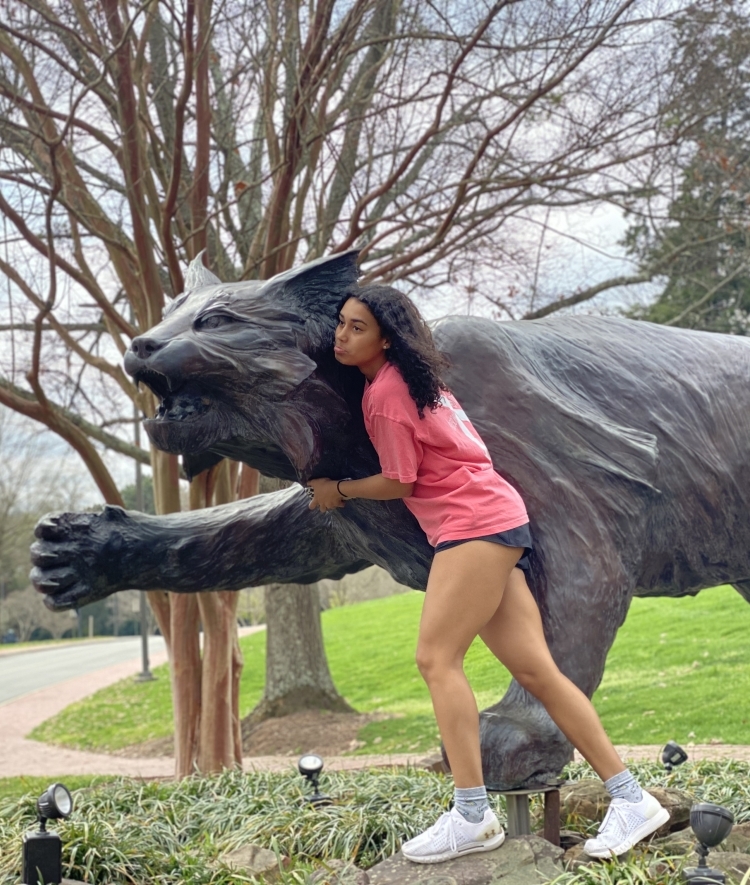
[31,485,364,610]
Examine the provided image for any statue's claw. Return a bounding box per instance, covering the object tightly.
[30,566,78,593]
[30,509,129,610]
[29,543,68,569]
[41,583,90,612]
[35,514,64,540]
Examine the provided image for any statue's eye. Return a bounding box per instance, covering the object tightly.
[196,313,234,330]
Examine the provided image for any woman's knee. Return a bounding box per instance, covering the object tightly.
[511,665,562,701]
[415,644,437,680]
[415,643,460,682]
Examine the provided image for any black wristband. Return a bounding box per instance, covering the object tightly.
[337,478,352,499]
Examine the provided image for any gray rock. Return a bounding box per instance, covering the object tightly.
[560,780,610,824]
[559,780,693,837]
[647,787,694,836]
[651,820,750,865]
[562,842,628,871]
[651,830,697,856]
[367,835,563,885]
[723,821,750,854]
[562,843,588,870]
[557,829,585,850]
[311,859,370,885]
[217,843,289,880]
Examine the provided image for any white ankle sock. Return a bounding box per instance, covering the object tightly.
[454,785,489,823]
[604,769,643,803]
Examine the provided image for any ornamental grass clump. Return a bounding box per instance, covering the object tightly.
[550,854,672,885]
[1,762,749,885]
[0,767,455,884]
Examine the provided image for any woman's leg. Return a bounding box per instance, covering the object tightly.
[416,541,522,787]
[478,567,624,781]
[481,568,671,858]
[409,544,666,862]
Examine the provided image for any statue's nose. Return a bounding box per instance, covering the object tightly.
[130,335,165,360]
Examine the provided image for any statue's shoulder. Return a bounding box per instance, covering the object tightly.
[429,312,746,362]
[430,314,639,360]
[430,312,632,338]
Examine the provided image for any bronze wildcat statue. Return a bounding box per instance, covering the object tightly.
[31,250,750,789]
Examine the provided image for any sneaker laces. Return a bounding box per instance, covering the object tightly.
[431,811,459,854]
[596,800,638,847]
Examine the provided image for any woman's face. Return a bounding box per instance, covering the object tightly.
[334,297,389,378]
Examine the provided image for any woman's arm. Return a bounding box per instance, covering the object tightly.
[307,474,413,512]
[339,475,413,500]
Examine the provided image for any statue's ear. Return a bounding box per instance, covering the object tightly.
[184,250,221,293]
[257,249,360,317]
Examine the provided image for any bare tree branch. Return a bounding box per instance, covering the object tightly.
[0,376,151,467]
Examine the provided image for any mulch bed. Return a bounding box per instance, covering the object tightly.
[114,710,392,759]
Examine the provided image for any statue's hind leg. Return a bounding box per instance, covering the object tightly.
[476,553,635,790]
[732,580,750,603]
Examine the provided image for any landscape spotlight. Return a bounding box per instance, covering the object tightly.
[298,753,331,807]
[684,802,734,884]
[662,740,689,772]
[22,782,73,885]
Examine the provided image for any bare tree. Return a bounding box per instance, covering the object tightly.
[0,408,87,631]
[514,0,750,321]
[0,0,708,773]
[3,584,74,641]
[621,0,750,332]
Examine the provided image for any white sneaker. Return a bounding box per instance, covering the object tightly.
[584,791,670,858]
[401,807,505,864]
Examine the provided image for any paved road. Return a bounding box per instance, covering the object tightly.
[0,636,167,706]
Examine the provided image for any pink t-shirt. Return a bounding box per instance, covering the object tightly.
[362,361,528,546]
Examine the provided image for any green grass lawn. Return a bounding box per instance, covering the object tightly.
[30,585,750,755]
[0,775,108,803]
[592,586,750,746]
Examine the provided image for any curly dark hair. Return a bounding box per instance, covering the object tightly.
[337,284,450,417]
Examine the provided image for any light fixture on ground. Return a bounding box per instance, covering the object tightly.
[22,782,73,885]
[298,753,332,806]
[683,802,734,884]
[662,740,689,772]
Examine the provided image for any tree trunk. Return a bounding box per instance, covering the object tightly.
[197,589,241,772]
[243,475,353,729]
[150,446,203,778]
[189,459,248,775]
[244,580,355,727]
[169,594,202,777]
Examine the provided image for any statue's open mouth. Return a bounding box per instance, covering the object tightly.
[134,367,174,399]
[141,387,218,456]
[153,392,211,423]
[134,368,212,425]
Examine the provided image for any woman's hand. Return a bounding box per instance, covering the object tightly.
[306,478,345,512]
[306,474,412,511]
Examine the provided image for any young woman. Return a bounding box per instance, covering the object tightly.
[307,285,668,864]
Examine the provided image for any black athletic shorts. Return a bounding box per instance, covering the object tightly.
[433,523,533,571]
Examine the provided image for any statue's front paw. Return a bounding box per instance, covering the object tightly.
[479,687,573,790]
[30,507,132,611]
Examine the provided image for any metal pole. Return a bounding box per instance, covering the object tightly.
[134,394,153,682]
